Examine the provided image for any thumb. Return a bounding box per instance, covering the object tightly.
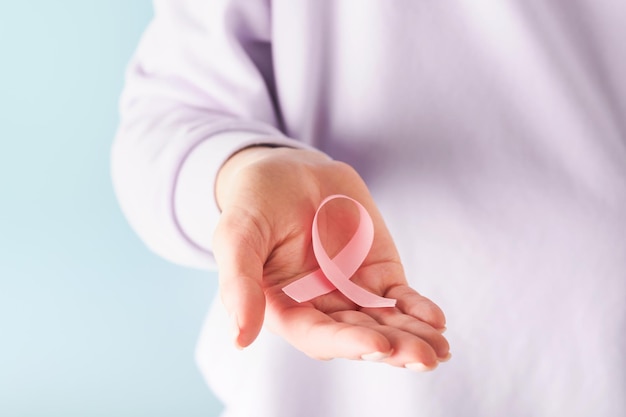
[212,210,269,349]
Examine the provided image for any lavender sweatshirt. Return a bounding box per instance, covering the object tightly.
[112,1,626,416]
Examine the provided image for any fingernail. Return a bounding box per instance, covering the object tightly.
[405,362,437,372]
[439,352,452,362]
[438,326,447,333]
[361,351,391,362]
[230,313,243,350]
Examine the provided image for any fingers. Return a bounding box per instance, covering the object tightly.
[267,303,392,361]
[361,308,450,360]
[386,285,447,330]
[213,210,269,349]
[267,294,450,370]
[332,309,449,370]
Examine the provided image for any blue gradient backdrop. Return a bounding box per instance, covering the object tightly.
[0,2,223,416]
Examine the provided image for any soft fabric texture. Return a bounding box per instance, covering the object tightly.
[112,1,626,416]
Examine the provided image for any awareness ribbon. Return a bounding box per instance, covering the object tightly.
[282,195,397,308]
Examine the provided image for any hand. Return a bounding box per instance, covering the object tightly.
[213,146,450,370]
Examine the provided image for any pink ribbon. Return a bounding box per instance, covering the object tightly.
[282,195,397,308]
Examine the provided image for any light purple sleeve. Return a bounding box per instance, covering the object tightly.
[111,0,312,269]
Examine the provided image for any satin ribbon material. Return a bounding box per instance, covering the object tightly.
[282,195,397,308]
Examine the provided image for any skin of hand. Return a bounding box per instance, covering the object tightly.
[213,145,450,370]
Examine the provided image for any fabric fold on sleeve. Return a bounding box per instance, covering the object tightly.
[111,0,316,270]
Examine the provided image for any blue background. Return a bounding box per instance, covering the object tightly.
[0,1,223,415]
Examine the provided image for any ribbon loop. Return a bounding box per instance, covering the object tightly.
[282,195,396,308]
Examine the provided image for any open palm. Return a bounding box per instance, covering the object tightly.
[213,146,450,370]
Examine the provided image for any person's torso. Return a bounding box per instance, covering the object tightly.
[199,2,626,416]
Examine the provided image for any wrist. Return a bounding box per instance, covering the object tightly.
[216,146,330,210]
[216,146,280,210]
